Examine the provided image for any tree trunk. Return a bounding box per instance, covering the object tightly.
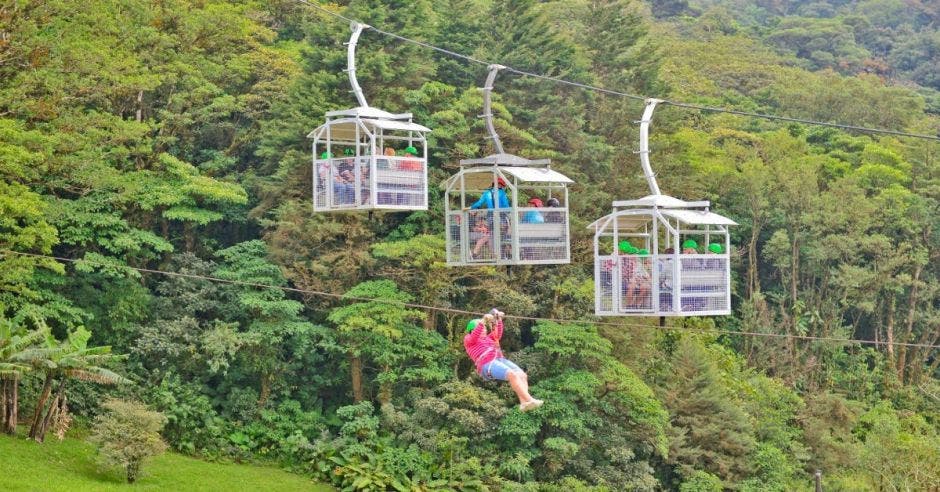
[885,296,896,364]
[35,378,66,443]
[423,309,435,332]
[183,222,194,252]
[896,264,921,383]
[28,373,53,439]
[747,225,761,298]
[1,377,8,434]
[6,375,17,435]
[378,365,391,406]
[258,373,271,409]
[350,353,363,403]
[789,234,799,306]
[127,461,140,483]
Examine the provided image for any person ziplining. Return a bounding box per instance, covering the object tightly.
[464,309,544,412]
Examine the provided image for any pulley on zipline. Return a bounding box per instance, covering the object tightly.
[442,65,573,266]
[587,99,737,316]
[308,22,431,212]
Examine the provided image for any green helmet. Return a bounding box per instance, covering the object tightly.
[319,151,333,159]
[708,243,723,254]
[618,240,632,254]
[404,146,418,155]
[343,148,355,156]
[638,248,649,255]
[682,239,698,250]
[466,318,482,333]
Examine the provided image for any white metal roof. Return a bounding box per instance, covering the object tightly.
[613,194,710,208]
[442,166,573,190]
[325,106,412,120]
[661,209,737,226]
[585,211,652,233]
[307,117,431,140]
[586,208,736,233]
[459,153,551,166]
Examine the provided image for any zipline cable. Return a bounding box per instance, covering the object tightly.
[293,0,940,142]
[4,249,938,351]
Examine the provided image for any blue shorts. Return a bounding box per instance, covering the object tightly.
[481,357,522,381]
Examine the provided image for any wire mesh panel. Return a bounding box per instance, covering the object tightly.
[375,156,426,208]
[679,255,729,313]
[619,256,653,313]
[314,160,329,209]
[330,159,364,207]
[517,208,569,262]
[468,210,497,262]
[497,210,513,261]
[446,211,463,264]
[596,255,617,315]
[657,256,676,312]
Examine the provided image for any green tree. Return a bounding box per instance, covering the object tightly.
[89,399,168,484]
[327,280,429,404]
[214,240,318,409]
[661,338,755,486]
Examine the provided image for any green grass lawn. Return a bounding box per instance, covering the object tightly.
[0,431,333,491]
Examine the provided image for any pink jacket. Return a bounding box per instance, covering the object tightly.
[463,319,504,374]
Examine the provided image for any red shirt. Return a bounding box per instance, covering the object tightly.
[399,158,422,171]
[463,319,504,374]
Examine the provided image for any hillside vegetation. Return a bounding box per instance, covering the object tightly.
[1,0,938,490]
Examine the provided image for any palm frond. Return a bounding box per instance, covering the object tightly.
[66,367,130,385]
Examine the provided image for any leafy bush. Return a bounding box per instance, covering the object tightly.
[88,399,168,483]
[679,470,722,492]
[145,374,230,456]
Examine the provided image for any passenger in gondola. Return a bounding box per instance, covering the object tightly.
[399,146,422,171]
[624,248,651,309]
[469,215,492,260]
[335,168,356,205]
[522,197,545,223]
[468,177,510,210]
[705,243,723,271]
[543,197,563,223]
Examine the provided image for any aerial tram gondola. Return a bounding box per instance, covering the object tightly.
[308,23,431,212]
[588,99,737,316]
[442,65,574,267]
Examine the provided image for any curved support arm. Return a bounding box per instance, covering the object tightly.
[347,22,369,108]
[639,98,662,196]
[482,64,505,155]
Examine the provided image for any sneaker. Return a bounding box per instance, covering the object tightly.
[519,399,544,412]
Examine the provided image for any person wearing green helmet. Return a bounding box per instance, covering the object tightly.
[618,240,634,254]
[399,145,422,171]
[464,309,543,412]
[707,243,723,254]
[681,239,698,254]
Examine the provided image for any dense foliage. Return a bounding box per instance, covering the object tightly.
[1,0,938,490]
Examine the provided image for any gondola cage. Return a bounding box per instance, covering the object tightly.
[588,100,737,316]
[442,65,573,266]
[308,23,431,212]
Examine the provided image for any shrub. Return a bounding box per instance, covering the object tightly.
[88,399,168,483]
